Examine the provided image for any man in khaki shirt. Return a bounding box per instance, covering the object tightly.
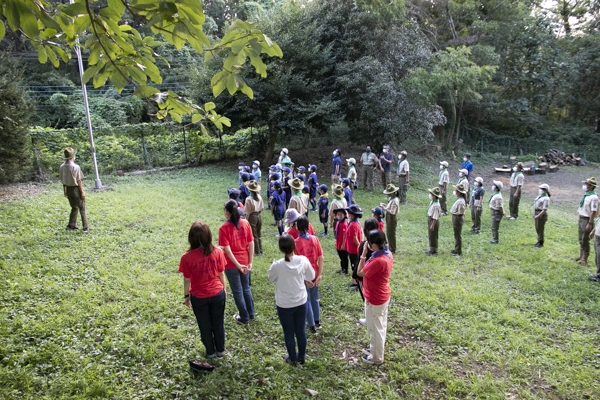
[427,187,442,255]
[509,162,525,220]
[59,147,89,231]
[450,184,467,255]
[488,180,506,244]
[396,151,409,204]
[576,177,598,265]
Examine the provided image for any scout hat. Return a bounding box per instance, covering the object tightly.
[284,208,301,224]
[252,160,260,167]
[459,168,468,175]
[440,161,449,168]
[475,176,484,184]
[399,150,407,157]
[332,184,344,197]
[428,187,442,198]
[318,184,328,192]
[582,177,597,188]
[289,177,304,191]
[371,206,385,218]
[493,180,503,191]
[453,183,467,194]
[516,162,524,170]
[538,183,551,196]
[63,147,77,159]
[383,183,399,195]
[346,158,356,165]
[345,204,363,217]
[247,180,261,192]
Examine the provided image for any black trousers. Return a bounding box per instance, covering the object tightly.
[337,250,349,273]
[191,290,226,356]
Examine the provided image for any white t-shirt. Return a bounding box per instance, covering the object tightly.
[268,255,315,308]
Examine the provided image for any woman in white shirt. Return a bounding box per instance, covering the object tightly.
[268,234,315,365]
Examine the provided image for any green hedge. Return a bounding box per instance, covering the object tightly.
[30,124,269,177]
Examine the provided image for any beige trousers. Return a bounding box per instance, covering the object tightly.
[365,299,389,364]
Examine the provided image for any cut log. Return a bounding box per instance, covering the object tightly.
[548,165,559,173]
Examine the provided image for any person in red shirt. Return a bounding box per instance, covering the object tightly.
[334,207,349,274]
[357,229,393,365]
[345,204,364,278]
[179,221,227,359]
[371,206,385,231]
[285,208,316,239]
[294,216,324,333]
[218,200,255,324]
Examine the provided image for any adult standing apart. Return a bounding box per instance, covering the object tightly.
[245,180,264,255]
[509,162,525,220]
[588,214,600,282]
[268,234,315,365]
[380,184,400,254]
[346,157,357,191]
[218,200,255,324]
[356,229,393,365]
[533,184,550,248]
[277,148,292,168]
[576,177,598,266]
[396,151,409,204]
[427,187,442,255]
[288,178,308,217]
[294,216,324,333]
[360,145,378,191]
[450,184,467,256]
[328,185,348,231]
[438,161,450,216]
[378,144,394,188]
[331,148,342,185]
[179,221,227,359]
[489,180,506,245]
[59,147,89,231]
[470,177,485,234]
[462,152,474,181]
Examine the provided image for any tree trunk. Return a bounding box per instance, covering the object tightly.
[454,99,463,147]
[262,124,278,167]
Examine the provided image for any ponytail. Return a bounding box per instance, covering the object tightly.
[252,191,259,201]
[224,199,241,229]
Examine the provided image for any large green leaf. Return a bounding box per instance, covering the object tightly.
[0,22,5,41]
[107,0,126,17]
[15,0,39,38]
[37,46,47,64]
[134,85,160,97]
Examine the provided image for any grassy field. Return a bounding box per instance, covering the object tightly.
[1,157,599,399]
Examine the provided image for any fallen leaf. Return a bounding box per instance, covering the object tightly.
[305,388,318,396]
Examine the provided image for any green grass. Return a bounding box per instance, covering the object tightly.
[1,162,599,399]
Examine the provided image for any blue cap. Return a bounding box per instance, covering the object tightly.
[297,166,306,172]
[341,178,351,186]
[309,164,317,172]
[318,184,328,192]
[269,164,277,170]
[283,167,291,174]
[274,181,282,189]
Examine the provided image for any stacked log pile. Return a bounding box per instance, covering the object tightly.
[539,149,583,166]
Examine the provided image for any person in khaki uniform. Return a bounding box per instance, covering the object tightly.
[380,184,400,254]
[245,180,264,255]
[427,187,442,255]
[59,147,89,231]
[360,146,378,191]
[288,178,308,217]
[588,215,600,282]
[488,180,506,244]
[438,161,450,215]
[509,162,525,220]
[346,158,357,191]
[328,184,348,230]
[457,168,470,201]
[450,183,467,256]
[576,177,598,266]
[470,176,485,234]
[532,183,550,248]
[396,151,409,204]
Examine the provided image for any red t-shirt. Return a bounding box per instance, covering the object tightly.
[294,235,323,273]
[378,220,384,231]
[345,220,363,255]
[362,254,393,305]
[287,223,316,239]
[178,247,226,298]
[335,220,347,251]
[218,219,254,269]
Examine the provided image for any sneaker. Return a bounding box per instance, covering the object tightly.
[361,354,382,365]
[309,326,317,334]
[284,356,297,365]
[427,251,438,256]
[66,225,79,230]
[589,274,600,282]
[441,212,448,216]
[207,353,217,359]
[509,216,517,220]
[233,314,248,325]
[83,227,90,232]
[319,232,328,237]
[534,242,543,248]
[450,250,461,256]
[276,234,281,238]
[361,349,371,356]
[488,240,498,245]
[315,321,322,330]
[359,318,367,326]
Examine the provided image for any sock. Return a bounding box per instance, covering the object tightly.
[324,226,328,235]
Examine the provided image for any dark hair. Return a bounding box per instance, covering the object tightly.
[337,148,342,157]
[279,234,296,262]
[251,191,259,201]
[363,218,379,237]
[367,229,386,248]
[224,199,241,229]
[297,216,309,233]
[188,221,214,255]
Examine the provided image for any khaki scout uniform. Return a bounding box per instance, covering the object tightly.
[509,171,524,219]
[438,169,449,214]
[489,192,504,243]
[397,158,409,204]
[59,160,88,229]
[384,196,400,253]
[360,152,378,191]
[450,197,466,254]
[245,194,264,255]
[427,200,442,254]
[533,194,549,246]
[577,191,598,258]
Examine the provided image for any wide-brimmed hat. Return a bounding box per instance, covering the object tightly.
[345,204,363,217]
[474,176,484,184]
[346,158,356,165]
[538,183,551,196]
[440,161,449,168]
[284,208,301,224]
[371,206,385,218]
[399,150,407,157]
[247,180,261,192]
[453,183,467,194]
[332,184,344,197]
[252,160,260,167]
[63,147,77,159]
[383,183,399,195]
[516,162,524,169]
[459,168,468,175]
[583,177,597,188]
[429,187,442,198]
[493,180,503,191]
[289,177,304,191]
[318,184,328,192]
